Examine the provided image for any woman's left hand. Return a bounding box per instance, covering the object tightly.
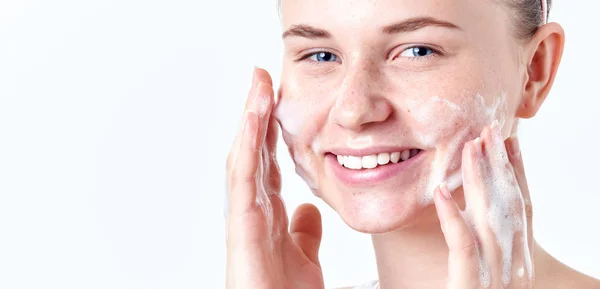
[434,121,534,289]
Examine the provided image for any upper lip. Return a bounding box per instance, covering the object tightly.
[327,146,420,157]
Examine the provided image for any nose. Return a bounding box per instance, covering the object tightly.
[329,62,393,131]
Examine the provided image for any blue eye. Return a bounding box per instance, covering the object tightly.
[399,46,436,58]
[309,51,338,62]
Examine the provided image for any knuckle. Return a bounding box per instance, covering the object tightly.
[457,235,478,256]
[460,237,477,256]
[524,202,533,219]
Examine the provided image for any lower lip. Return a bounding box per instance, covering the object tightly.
[327,151,425,186]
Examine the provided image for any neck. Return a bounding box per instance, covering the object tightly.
[372,203,449,289]
[372,188,470,289]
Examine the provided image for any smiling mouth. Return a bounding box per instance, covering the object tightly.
[334,149,423,170]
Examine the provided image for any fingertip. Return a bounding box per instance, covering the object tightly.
[433,186,451,218]
[473,137,483,157]
[461,139,479,165]
[292,203,322,226]
[254,67,273,86]
[440,183,452,200]
[290,203,322,241]
[506,137,521,159]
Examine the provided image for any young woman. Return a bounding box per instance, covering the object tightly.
[225,0,600,288]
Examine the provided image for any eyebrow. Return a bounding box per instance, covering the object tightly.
[282,17,459,39]
[381,17,460,34]
[282,24,331,39]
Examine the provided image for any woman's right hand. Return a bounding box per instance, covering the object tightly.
[225,68,325,289]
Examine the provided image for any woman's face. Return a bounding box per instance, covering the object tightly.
[275,0,528,233]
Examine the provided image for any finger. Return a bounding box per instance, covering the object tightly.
[227,69,272,212]
[462,133,503,284]
[227,68,261,171]
[228,111,260,216]
[461,137,487,216]
[434,184,479,286]
[255,67,273,87]
[290,203,323,267]
[254,78,276,206]
[226,67,272,170]
[509,229,533,286]
[255,81,275,144]
[263,114,281,194]
[505,137,535,282]
[505,137,532,225]
[261,72,280,195]
[242,67,270,108]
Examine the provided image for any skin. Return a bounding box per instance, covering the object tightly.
[225,0,600,288]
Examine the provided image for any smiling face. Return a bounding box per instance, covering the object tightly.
[275,0,530,233]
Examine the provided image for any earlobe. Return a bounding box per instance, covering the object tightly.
[516,23,566,119]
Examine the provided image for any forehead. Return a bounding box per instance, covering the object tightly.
[280,0,503,35]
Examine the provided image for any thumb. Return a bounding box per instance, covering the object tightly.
[290,203,323,267]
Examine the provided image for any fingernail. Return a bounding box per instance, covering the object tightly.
[491,119,499,130]
[440,183,452,200]
[473,137,483,156]
[509,137,521,158]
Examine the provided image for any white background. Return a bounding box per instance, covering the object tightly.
[0,1,599,288]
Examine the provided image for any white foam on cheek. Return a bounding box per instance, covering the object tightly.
[274,98,322,192]
[414,92,509,205]
[406,96,461,148]
[274,98,304,136]
[419,127,468,204]
[297,137,323,193]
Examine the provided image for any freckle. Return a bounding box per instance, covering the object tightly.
[407,109,411,113]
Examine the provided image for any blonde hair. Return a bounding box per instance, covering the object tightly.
[276,0,551,39]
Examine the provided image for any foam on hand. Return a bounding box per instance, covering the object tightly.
[484,124,532,285]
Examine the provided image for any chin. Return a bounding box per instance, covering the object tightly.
[321,185,431,234]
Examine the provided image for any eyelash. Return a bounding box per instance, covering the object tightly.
[295,45,442,64]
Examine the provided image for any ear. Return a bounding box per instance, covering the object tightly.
[516,22,566,119]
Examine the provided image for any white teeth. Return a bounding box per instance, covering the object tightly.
[361,155,378,169]
[400,150,410,161]
[390,152,401,163]
[377,153,390,165]
[345,156,362,170]
[336,150,420,169]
